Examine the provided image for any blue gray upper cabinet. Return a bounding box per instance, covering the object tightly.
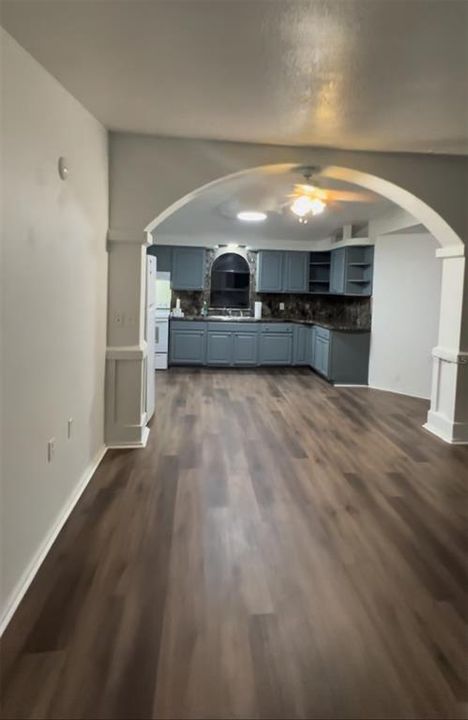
[330,248,346,294]
[172,247,205,290]
[257,250,309,293]
[148,244,173,273]
[344,246,374,296]
[330,246,374,296]
[284,252,309,293]
[256,251,284,292]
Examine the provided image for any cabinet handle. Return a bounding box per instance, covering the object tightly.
[155,326,159,343]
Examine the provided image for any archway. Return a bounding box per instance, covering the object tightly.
[145,163,464,253]
[105,163,467,447]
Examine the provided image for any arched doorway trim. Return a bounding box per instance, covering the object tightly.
[145,163,464,252]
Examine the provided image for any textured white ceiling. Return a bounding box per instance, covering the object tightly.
[2,0,467,155]
[156,169,392,243]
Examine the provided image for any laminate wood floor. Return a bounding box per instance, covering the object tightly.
[1,369,467,719]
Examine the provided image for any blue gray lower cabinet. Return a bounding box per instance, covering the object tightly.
[293,323,310,365]
[169,320,370,383]
[169,321,207,365]
[206,331,232,366]
[309,325,317,367]
[259,324,293,365]
[310,326,370,384]
[232,332,258,365]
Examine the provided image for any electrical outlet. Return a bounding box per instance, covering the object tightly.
[47,438,55,463]
[67,418,73,439]
[279,302,285,311]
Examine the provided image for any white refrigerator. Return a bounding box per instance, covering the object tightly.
[155,272,171,370]
[146,255,157,421]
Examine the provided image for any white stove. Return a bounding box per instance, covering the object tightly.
[155,272,171,369]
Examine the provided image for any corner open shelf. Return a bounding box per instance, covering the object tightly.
[309,250,331,294]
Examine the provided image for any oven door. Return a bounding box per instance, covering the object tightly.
[155,318,169,353]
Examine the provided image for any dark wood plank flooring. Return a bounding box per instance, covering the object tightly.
[1,368,467,719]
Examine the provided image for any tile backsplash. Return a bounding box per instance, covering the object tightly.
[257,293,371,327]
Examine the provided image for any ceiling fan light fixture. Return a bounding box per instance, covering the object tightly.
[237,210,267,222]
[310,198,326,215]
[291,195,326,218]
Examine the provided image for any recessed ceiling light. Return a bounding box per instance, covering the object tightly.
[237,211,267,222]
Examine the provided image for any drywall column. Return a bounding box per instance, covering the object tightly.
[425,246,468,443]
[105,233,150,447]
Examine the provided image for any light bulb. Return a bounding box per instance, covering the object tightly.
[291,196,314,217]
[310,199,326,215]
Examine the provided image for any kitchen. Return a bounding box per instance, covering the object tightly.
[150,240,373,385]
[147,168,418,392]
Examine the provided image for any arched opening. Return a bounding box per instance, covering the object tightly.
[145,164,465,443]
[145,163,465,253]
[106,162,467,448]
[210,252,250,309]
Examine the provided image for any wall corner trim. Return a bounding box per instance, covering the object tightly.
[432,346,468,364]
[106,344,147,360]
[107,227,149,245]
[0,446,108,637]
[436,245,466,259]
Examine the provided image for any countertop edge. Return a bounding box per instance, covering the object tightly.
[169,317,371,333]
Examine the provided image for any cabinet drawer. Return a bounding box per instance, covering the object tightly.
[170,320,207,331]
[207,321,258,333]
[315,326,331,341]
[261,323,293,333]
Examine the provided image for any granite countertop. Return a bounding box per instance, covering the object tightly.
[170,316,370,333]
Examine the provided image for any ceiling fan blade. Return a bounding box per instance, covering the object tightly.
[323,189,373,203]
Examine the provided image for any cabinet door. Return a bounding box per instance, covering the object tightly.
[148,245,173,273]
[330,248,346,294]
[170,329,206,365]
[314,336,330,377]
[259,332,293,365]
[233,332,258,366]
[172,247,205,290]
[285,252,309,293]
[256,251,284,293]
[206,332,233,366]
[309,326,317,368]
[293,324,309,365]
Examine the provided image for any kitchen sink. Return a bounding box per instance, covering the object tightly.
[206,314,255,321]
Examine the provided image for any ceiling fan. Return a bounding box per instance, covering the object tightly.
[286,166,372,220]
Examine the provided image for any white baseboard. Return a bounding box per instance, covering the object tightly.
[424,410,468,445]
[106,426,150,449]
[0,445,107,637]
[333,384,369,388]
[367,383,430,401]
